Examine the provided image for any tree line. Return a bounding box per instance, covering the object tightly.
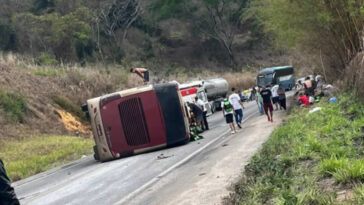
[0,0,252,69]
[248,0,364,84]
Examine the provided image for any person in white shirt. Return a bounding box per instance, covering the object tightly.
[229,88,245,128]
[270,83,279,110]
[195,97,209,130]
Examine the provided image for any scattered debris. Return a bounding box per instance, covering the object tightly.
[274,155,281,160]
[309,107,322,114]
[329,97,338,103]
[157,153,174,160]
[336,189,354,202]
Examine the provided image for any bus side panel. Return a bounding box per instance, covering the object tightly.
[99,90,167,156]
[154,83,188,146]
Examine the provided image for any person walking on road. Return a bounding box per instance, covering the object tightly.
[130,67,149,83]
[260,85,274,122]
[256,87,265,115]
[221,99,237,134]
[0,159,20,205]
[277,84,287,110]
[195,97,209,130]
[229,88,245,128]
[270,83,279,110]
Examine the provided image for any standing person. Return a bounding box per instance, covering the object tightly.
[270,83,279,110]
[261,85,274,122]
[229,88,245,128]
[240,90,246,102]
[251,87,257,101]
[221,99,237,134]
[315,75,324,92]
[256,87,265,115]
[130,67,149,83]
[304,76,314,96]
[277,84,287,110]
[188,102,204,129]
[195,97,209,130]
[0,159,20,205]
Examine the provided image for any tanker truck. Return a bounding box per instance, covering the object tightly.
[202,78,229,112]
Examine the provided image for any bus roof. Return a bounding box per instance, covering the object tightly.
[258,66,294,75]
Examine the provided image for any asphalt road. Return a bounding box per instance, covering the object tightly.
[13,100,263,205]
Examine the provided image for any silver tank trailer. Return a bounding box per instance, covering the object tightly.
[202,78,228,112]
[203,78,229,100]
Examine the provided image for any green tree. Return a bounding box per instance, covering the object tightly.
[0,24,17,51]
[250,0,364,79]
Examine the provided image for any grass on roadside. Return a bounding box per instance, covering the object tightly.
[226,94,364,204]
[0,136,93,181]
[0,90,28,123]
[32,69,64,77]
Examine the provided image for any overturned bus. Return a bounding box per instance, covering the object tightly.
[83,82,190,162]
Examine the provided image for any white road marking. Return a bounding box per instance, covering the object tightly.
[114,111,257,205]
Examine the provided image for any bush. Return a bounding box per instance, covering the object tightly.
[228,94,364,204]
[0,90,28,123]
[35,53,58,66]
[51,95,86,122]
[33,69,63,76]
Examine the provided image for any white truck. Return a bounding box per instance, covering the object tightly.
[179,78,229,114]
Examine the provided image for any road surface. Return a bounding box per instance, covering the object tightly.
[13,99,288,205]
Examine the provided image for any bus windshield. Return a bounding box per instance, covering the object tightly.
[257,73,273,87]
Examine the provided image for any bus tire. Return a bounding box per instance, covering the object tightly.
[93,145,100,161]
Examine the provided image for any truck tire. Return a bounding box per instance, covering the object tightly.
[93,145,100,161]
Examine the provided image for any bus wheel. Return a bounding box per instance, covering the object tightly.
[93,145,100,161]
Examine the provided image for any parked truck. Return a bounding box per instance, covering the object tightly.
[202,78,229,112]
[179,81,213,116]
[82,82,190,162]
[178,78,228,113]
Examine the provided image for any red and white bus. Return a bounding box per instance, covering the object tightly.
[84,83,190,162]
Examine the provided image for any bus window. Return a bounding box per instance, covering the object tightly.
[278,74,293,82]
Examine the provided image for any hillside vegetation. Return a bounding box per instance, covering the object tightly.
[0,0,290,71]
[227,96,364,204]
[248,0,364,95]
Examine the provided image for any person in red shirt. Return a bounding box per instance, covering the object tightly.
[298,93,310,106]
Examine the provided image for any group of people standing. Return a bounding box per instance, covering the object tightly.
[255,83,287,122]
[221,88,245,134]
[221,84,286,134]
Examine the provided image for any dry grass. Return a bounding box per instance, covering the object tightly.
[345,52,364,100]
[0,53,257,141]
[220,72,256,91]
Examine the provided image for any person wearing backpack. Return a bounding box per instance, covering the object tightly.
[221,99,237,134]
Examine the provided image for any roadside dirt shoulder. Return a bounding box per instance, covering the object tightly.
[168,109,288,205]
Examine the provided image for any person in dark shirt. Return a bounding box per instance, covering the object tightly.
[188,102,204,128]
[260,85,274,122]
[0,159,20,205]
